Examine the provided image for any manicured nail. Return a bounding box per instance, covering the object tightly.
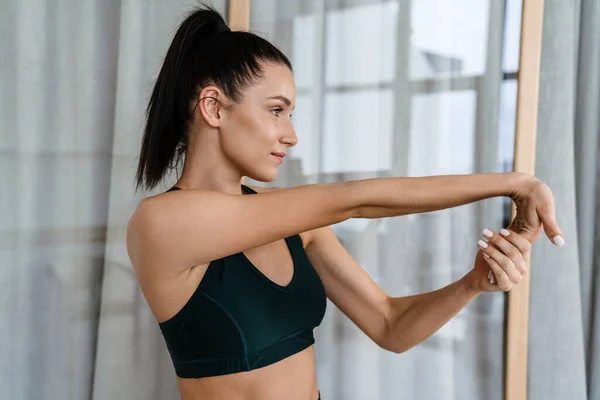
[483,253,490,258]
[500,229,510,237]
[482,229,494,238]
[478,240,488,249]
[553,235,565,247]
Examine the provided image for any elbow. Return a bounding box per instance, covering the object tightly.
[379,297,405,354]
[378,316,408,354]
[379,338,408,354]
[382,333,416,354]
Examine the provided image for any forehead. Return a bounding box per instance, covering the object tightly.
[247,62,296,99]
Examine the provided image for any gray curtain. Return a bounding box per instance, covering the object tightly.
[528,0,600,399]
[574,0,600,398]
[1,1,121,398]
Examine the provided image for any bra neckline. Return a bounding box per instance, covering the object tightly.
[237,236,298,293]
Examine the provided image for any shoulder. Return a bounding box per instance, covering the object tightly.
[246,184,319,246]
[126,188,225,267]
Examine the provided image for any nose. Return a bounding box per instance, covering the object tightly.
[280,124,298,148]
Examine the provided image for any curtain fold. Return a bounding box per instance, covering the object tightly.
[573,0,600,397]
[1,0,120,398]
[528,0,599,399]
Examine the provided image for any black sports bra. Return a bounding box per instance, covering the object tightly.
[158,184,327,379]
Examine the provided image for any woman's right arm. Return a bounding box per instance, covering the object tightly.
[127,172,560,271]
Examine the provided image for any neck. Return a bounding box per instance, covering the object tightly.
[174,134,245,195]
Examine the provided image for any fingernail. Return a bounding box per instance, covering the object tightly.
[483,253,490,258]
[478,240,488,248]
[482,229,494,238]
[553,235,565,247]
[500,229,510,237]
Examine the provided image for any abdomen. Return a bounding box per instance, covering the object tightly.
[177,345,319,400]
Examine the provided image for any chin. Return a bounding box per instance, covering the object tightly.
[247,168,278,183]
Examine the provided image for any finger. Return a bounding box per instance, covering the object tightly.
[488,269,495,285]
[478,239,522,284]
[482,229,529,274]
[497,229,531,259]
[481,251,512,291]
[537,185,565,247]
[541,213,565,247]
[480,238,523,282]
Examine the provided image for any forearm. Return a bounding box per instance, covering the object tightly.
[383,275,481,353]
[350,172,527,219]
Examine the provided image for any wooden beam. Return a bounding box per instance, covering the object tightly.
[228,0,250,187]
[505,1,545,399]
[228,0,250,32]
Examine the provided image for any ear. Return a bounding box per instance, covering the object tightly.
[196,86,226,128]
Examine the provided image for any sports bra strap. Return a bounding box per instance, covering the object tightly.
[168,185,255,194]
[241,184,257,194]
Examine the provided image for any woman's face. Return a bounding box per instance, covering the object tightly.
[218,62,298,182]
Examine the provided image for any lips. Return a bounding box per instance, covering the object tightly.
[271,152,285,164]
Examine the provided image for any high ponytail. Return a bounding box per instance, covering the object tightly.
[135,5,292,192]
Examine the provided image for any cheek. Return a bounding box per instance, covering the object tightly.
[237,113,279,148]
[220,121,271,165]
[230,107,265,136]
[221,107,280,162]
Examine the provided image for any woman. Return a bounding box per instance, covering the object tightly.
[126,5,564,400]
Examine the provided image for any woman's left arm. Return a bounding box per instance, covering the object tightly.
[382,278,480,354]
[304,225,529,354]
[304,226,481,354]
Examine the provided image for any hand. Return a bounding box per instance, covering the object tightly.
[509,174,565,246]
[464,228,531,293]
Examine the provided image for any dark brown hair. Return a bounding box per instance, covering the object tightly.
[136,5,292,191]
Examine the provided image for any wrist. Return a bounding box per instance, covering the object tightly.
[460,271,484,296]
[508,172,536,200]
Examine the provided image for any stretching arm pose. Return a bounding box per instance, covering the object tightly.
[129,172,561,352]
[130,172,560,269]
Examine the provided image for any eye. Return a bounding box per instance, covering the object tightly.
[271,107,283,116]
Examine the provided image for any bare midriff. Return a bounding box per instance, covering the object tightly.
[176,346,319,400]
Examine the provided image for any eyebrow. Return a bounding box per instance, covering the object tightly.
[266,95,292,107]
